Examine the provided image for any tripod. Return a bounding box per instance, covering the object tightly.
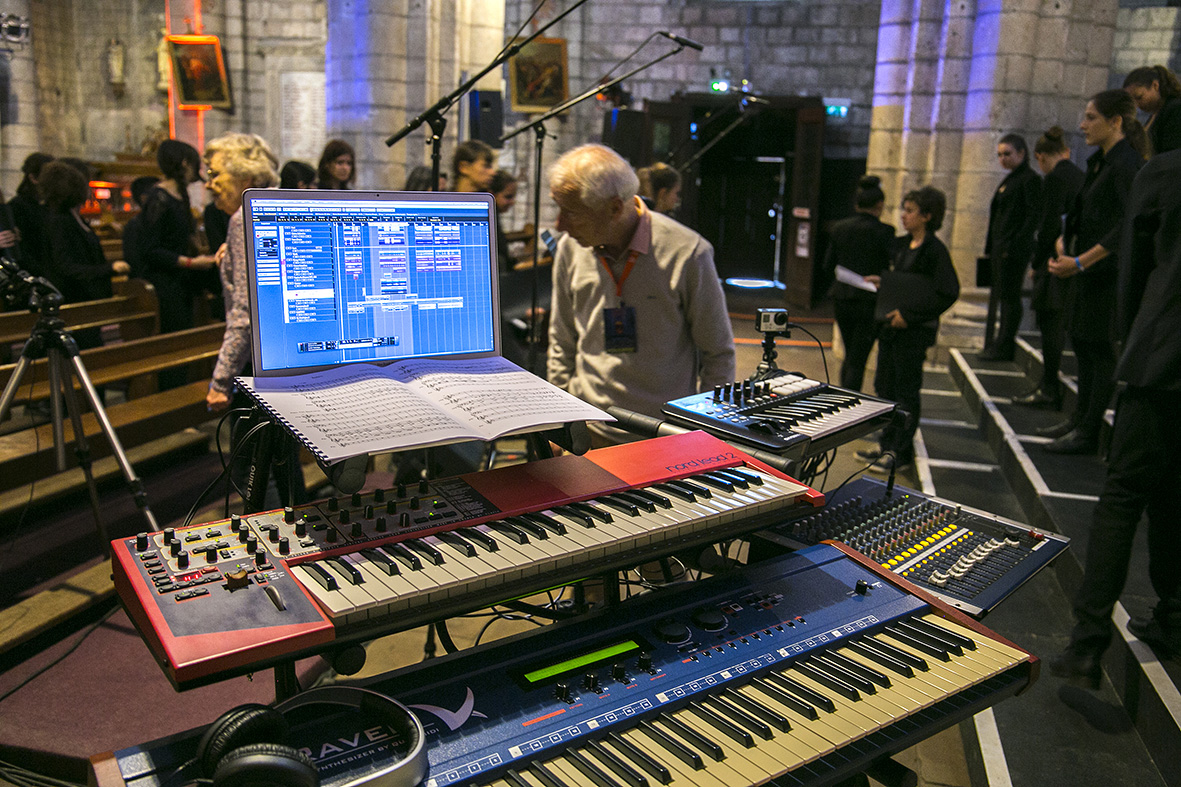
[0,282,159,552]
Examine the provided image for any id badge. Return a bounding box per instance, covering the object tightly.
[603,305,638,353]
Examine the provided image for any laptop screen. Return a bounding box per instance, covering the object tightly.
[242,189,500,376]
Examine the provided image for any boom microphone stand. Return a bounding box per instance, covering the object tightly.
[0,262,159,552]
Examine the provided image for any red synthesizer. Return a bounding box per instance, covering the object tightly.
[112,431,823,688]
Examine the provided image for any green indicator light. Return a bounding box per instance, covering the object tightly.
[524,641,639,684]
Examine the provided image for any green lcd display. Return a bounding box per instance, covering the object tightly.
[522,641,640,684]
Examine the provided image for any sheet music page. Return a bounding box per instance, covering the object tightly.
[834,264,878,292]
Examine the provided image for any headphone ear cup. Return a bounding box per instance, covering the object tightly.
[197,705,290,778]
[211,742,319,787]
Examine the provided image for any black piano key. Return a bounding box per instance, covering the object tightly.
[703,696,772,740]
[630,488,673,509]
[659,715,725,761]
[792,663,860,701]
[807,655,876,694]
[436,531,477,557]
[862,635,929,671]
[693,473,735,494]
[606,733,672,785]
[566,748,627,787]
[504,770,532,787]
[404,539,447,565]
[764,672,836,713]
[596,495,640,517]
[881,627,951,661]
[687,701,754,747]
[302,562,338,591]
[612,490,657,513]
[651,482,695,503]
[523,512,568,535]
[568,501,614,523]
[893,621,962,656]
[637,721,703,770]
[721,687,790,732]
[530,761,572,787]
[464,528,500,552]
[488,521,530,544]
[361,548,400,576]
[722,467,763,486]
[506,516,550,540]
[383,542,423,571]
[585,739,649,787]
[326,556,364,585]
[822,650,891,688]
[551,506,597,528]
[846,640,913,678]
[752,677,819,720]
[907,617,977,651]
[667,479,712,499]
[708,469,748,489]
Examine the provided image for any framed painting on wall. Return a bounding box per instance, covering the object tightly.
[508,37,569,113]
[167,34,232,109]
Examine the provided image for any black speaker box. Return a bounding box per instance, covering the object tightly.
[469,90,504,148]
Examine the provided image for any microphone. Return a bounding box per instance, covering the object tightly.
[319,454,370,495]
[658,31,704,51]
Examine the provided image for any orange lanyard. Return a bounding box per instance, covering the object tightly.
[599,249,639,299]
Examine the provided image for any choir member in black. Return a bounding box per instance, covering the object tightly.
[857,186,960,474]
[316,140,355,189]
[39,162,130,348]
[1042,90,1146,454]
[451,140,495,194]
[637,162,682,215]
[279,160,316,190]
[980,133,1041,361]
[1123,64,1181,156]
[1050,148,1181,683]
[1013,127,1085,409]
[402,164,447,192]
[8,152,54,277]
[121,175,159,279]
[823,175,894,391]
[491,169,518,275]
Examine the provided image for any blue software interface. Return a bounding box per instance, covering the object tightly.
[247,194,498,374]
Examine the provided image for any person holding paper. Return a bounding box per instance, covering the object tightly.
[547,144,736,446]
[856,186,959,474]
[823,175,895,391]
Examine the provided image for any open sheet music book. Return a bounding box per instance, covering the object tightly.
[236,356,612,463]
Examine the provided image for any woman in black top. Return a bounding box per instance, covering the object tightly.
[1015,127,1085,409]
[1123,65,1181,156]
[981,133,1041,361]
[859,186,960,474]
[40,162,130,348]
[316,140,355,189]
[9,152,54,277]
[823,175,895,391]
[1043,89,1147,454]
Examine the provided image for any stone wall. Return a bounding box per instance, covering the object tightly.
[1112,5,1181,80]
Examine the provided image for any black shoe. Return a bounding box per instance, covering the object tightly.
[1048,645,1103,689]
[1013,387,1063,410]
[1036,419,1075,438]
[1044,428,1098,455]
[1128,616,1181,656]
[979,345,1015,362]
[868,454,912,475]
[854,446,883,463]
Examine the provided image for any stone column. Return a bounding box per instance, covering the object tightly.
[2,1,39,194]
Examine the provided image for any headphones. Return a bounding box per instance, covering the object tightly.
[194,686,427,787]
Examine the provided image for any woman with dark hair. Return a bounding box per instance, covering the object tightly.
[316,140,355,189]
[402,164,447,191]
[9,152,54,276]
[490,169,519,275]
[1014,127,1085,409]
[637,163,682,215]
[40,162,131,347]
[1123,64,1181,156]
[1041,89,1146,454]
[980,133,1041,361]
[451,140,495,193]
[137,139,218,347]
[823,174,895,391]
[857,185,959,474]
[280,160,316,190]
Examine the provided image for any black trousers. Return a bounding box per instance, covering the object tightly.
[874,328,928,464]
[1034,307,1065,392]
[985,254,1026,351]
[1069,335,1118,438]
[1071,387,1181,651]
[833,298,878,392]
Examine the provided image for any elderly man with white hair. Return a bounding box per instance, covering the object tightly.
[547,144,736,446]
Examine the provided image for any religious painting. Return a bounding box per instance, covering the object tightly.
[508,37,569,113]
[167,34,232,109]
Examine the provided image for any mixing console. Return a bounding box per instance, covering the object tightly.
[755,478,1069,618]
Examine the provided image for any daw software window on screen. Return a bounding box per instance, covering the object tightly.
[247,197,498,374]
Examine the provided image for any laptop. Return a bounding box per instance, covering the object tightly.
[242,189,501,377]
